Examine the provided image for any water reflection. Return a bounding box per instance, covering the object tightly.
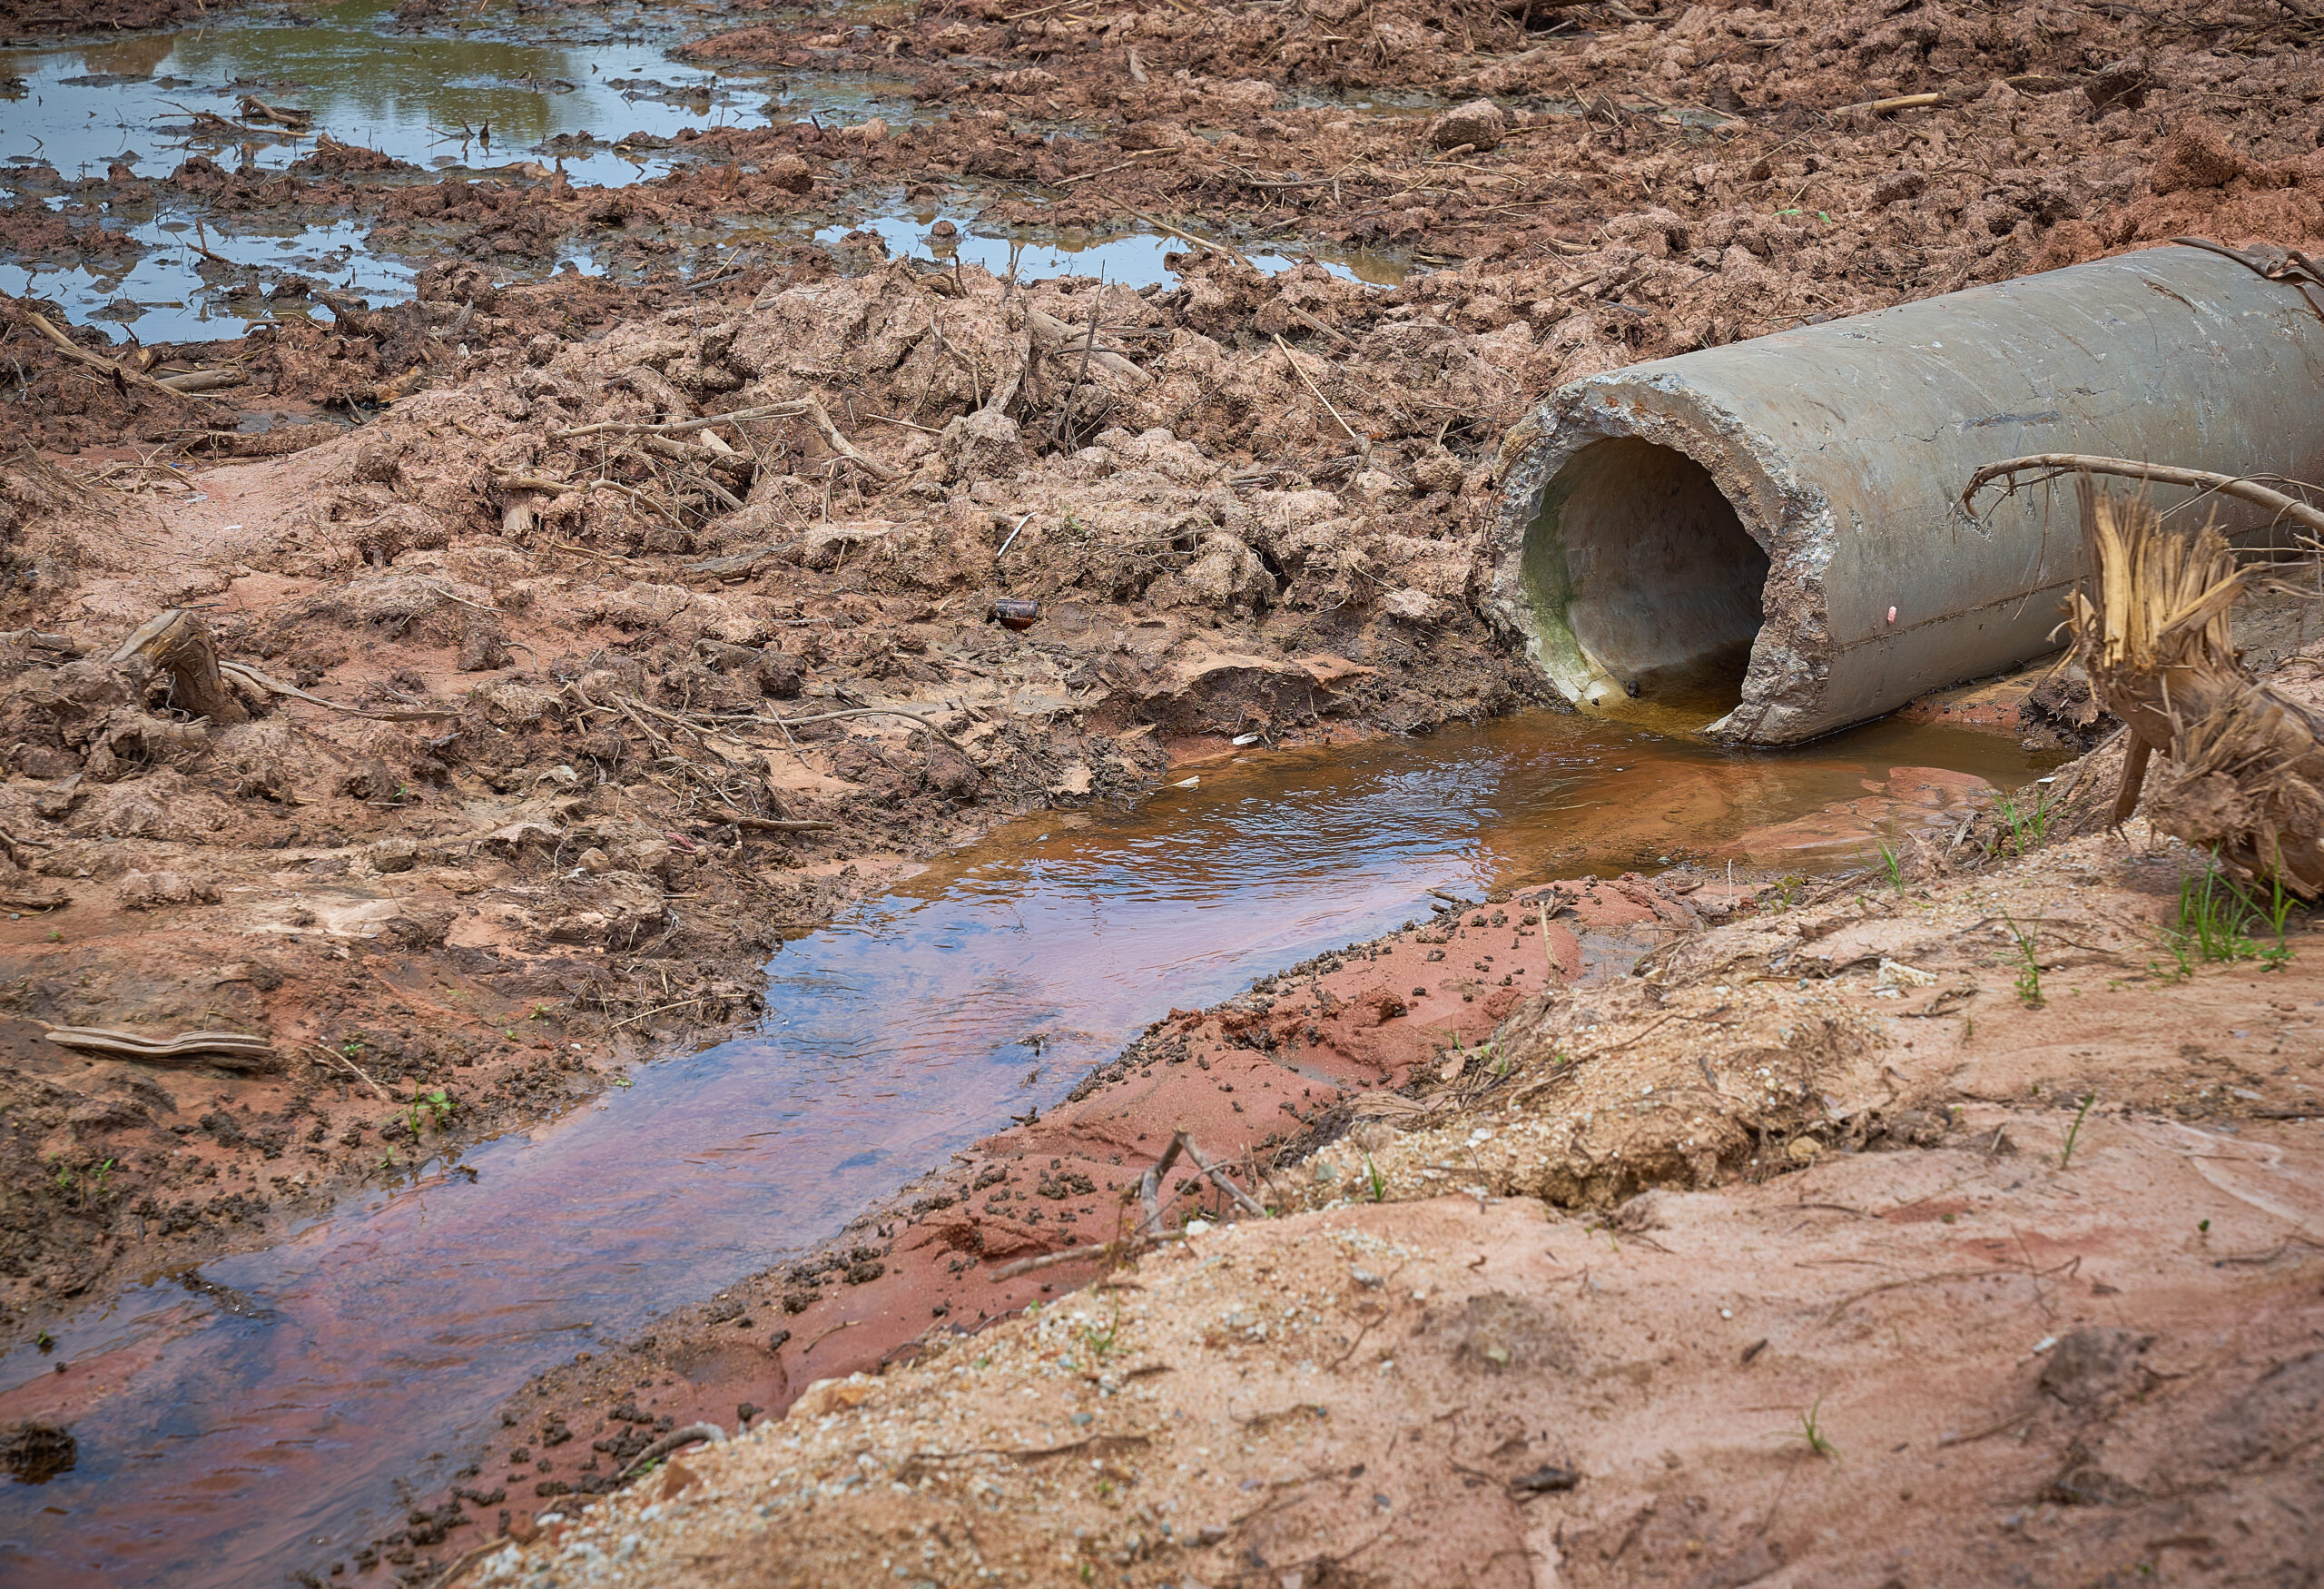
[0,709,2053,1585]
[0,0,833,339]
[819,210,1409,290]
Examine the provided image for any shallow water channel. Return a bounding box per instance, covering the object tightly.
[0,707,2051,1585]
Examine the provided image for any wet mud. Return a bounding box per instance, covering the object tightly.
[1,0,2320,1583]
[0,708,2046,1585]
[466,658,2324,1589]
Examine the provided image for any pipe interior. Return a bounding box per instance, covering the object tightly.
[1526,437,1770,712]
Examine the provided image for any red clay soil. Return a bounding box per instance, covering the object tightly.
[462,783,2324,1589]
[417,874,1713,1542]
[0,242,1561,1354]
[3,0,2321,1578]
[0,0,236,41]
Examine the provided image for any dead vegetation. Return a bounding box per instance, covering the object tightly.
[2068,480,2324,896]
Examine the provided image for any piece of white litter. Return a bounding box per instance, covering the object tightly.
[1173,776,1200,787]
[2033,1336,2058,1354]
[1876,958,1939,990]
[1231,733,1261,745]
[1183,1218,1212,1236]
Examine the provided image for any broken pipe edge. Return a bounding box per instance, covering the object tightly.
[1485,243,2324,747]
[1487,380,1820,742]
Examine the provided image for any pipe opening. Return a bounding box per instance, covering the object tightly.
[1522,437,1770,716]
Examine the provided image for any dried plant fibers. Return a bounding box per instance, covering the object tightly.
[2068,478,2324,896]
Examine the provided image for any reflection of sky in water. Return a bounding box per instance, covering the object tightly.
[0,0,895,338]
[818,212,1407,291]
[0,709,2053,1588]
[0,216,413,342]
[0,0,1421,340]
[0,208,606,342]
[0,0,859,183]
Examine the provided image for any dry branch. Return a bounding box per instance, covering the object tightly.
[1181,1137,1269,1218]
[987,1231,1183,1281]
[46,1027,277,1071]
[493,471,688,528]
[550,396,895,481]
[1962,454,2324,541]
[217,658,456,721]
[25,314,221,404]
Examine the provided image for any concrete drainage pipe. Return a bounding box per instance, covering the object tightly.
[1485,242,2324,745]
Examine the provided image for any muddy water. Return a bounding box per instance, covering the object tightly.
[0,0,1405,340]
[0,709,2052,1585]
[0,0,907,339]
[817,211,1408,290]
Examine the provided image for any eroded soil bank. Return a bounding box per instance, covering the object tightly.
[465,677,2324,1589]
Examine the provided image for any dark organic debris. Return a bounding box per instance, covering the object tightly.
[0,1422,77,1484]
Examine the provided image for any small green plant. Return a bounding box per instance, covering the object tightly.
[1782,1396,1841,1465]
[1363,1152,1387,1203]
[407,1086,455,1137]
[1081,1298,1126,1360]
[34,1331,53,1353]
[1771,873,1806,910]
[1996,786,2054,856]
[529,1003,554,1021]
[2256,874,2298,972]
[2060,1092,2096,1170]
[1874,841,1905,893]
[340,1037,369,1060]
[2176,859,2260,966]
[2002,913,2043,1007]
[45,1155,112,1209]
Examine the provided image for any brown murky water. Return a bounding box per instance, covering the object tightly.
[0,708,2053,1585]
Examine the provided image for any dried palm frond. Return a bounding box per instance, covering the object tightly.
[2066,482,2241,685]
[2064,476,2324,897]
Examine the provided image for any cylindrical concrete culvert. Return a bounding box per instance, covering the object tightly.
[1485,243,2324,745]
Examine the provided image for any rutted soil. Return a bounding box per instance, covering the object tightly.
[0,238,1571,1347]
[2,0,2321,1580]
[0,0,228,41]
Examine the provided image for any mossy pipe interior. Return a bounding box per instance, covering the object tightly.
[1485,244,2324,745]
